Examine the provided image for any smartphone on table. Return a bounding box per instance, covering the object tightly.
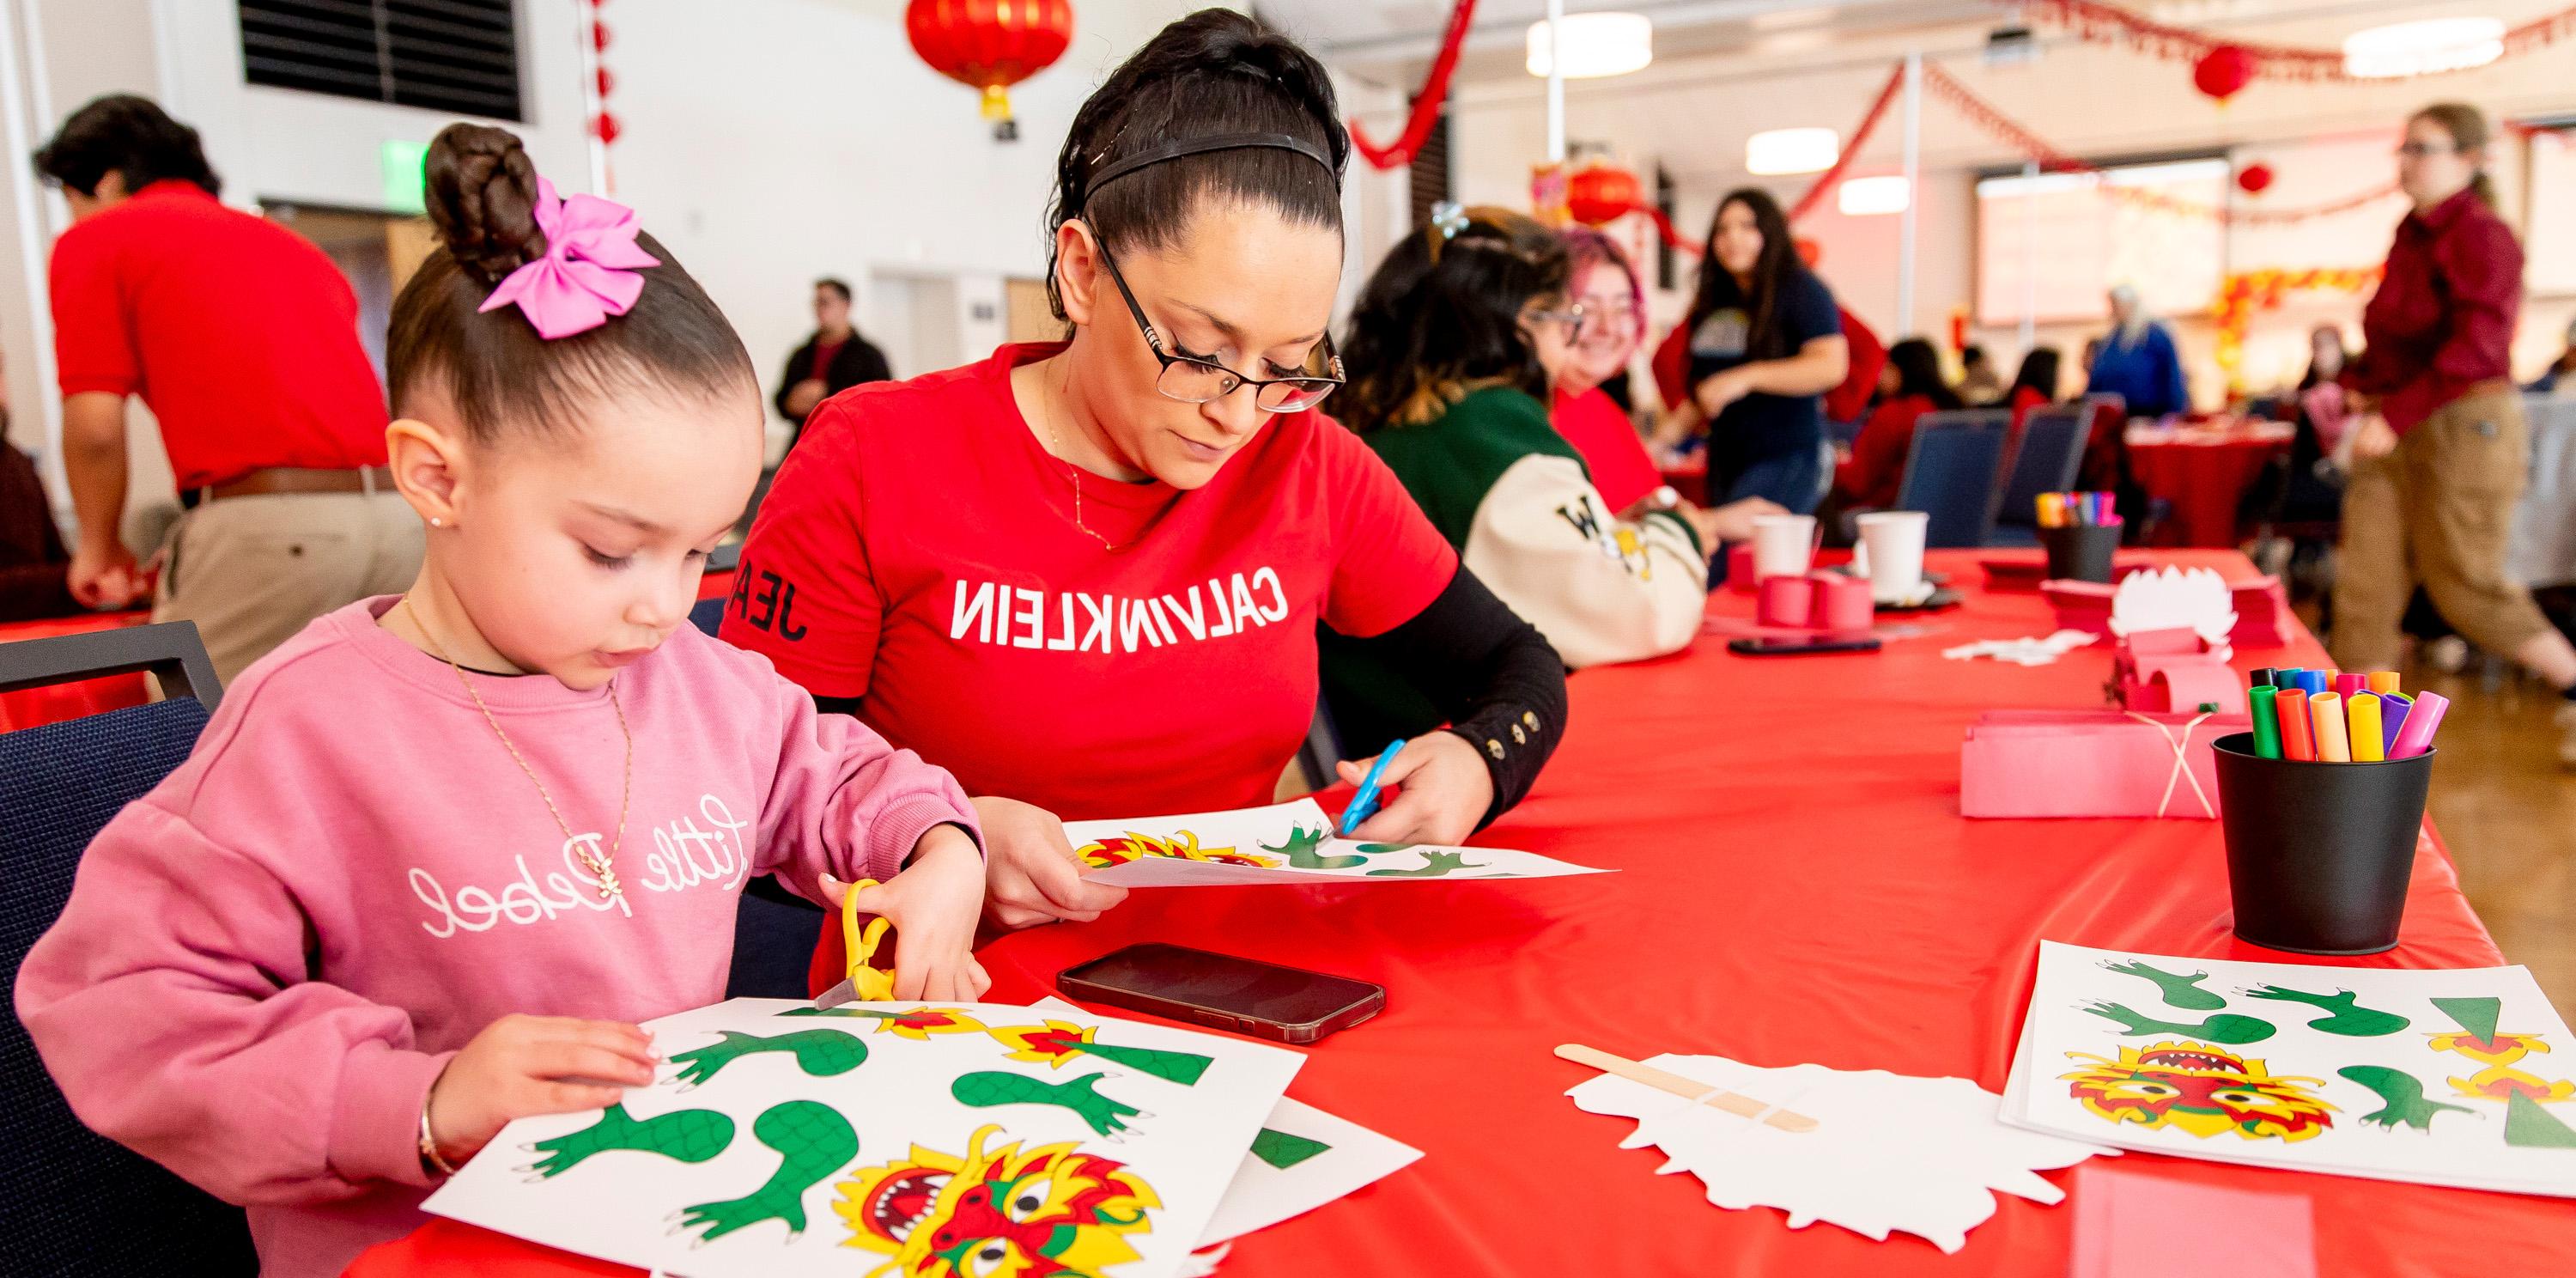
[1728,635,1882,656]
[1058,943,1384,1045]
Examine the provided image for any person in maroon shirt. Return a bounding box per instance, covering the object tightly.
[2335,101,2576,767]
[34,96,418,682]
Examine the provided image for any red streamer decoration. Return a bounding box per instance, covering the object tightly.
[1784,63,1907,222]
[1352,0,1478,170]
[2010,0,2576,83]
[1921,62,2398,226]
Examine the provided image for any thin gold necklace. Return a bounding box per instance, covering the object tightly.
[1034,363,1125,551]
[398,599,632,904]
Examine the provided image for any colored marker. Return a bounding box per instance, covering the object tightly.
[2275,666,2305,689]
[2348,693,2386,762]
[2334,672,2368,698]
[2310,692,2351,763]
[2295,670,2330,697]
[2250,685,2284,758]
[2276,688,2316,761]
[1339,739,1407,835]
[2038,493,2066,528]
[2389,690,2450,759]
[2366,670,2401,697]
[2250,666,2278,689]
[2379,692,2414,756]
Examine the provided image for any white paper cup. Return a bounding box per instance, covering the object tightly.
[1750,514,1817,580]
[1856,510,1929,605]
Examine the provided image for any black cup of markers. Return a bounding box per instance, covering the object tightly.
[2038,522,2120,584]
[2211,731,2436,955]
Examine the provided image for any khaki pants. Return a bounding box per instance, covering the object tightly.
[2331,386,2550,672]
[154,490,424,685]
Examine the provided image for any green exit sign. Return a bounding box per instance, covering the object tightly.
[380,139,428,215]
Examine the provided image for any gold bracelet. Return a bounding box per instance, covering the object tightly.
[418,1105,460,1178]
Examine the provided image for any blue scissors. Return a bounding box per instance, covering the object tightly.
[1338,739,1406,836]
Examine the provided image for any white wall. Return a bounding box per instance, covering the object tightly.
[601,0,1230,415]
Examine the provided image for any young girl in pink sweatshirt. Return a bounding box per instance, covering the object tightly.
[15,124,989,1277]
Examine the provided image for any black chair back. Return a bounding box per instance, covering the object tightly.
[0,622,256,1276]
[1895,411,2012,549]
[1993,405,2092,538]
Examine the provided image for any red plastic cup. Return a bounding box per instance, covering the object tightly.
[1808,573,1874,632]
[1758,575,1817,628]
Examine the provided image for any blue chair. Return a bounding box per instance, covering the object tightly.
[0,622,256,1277]
[690,593,728,637]
[1894,411,2011,549]
[1988,404,2092,547]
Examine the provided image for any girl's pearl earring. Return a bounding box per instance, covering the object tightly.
[429,517,443,528]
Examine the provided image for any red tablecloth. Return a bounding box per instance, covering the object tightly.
[2127,422,2295,549]
[0,609,154,731]
[349,548,2568,1276]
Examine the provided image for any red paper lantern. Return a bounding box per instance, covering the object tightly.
[592,112,621,146]
[2192,45,2252,104]
[906,0,1075,141]
[591,21,611,53]
[1565,163,1644,228]
[595,66,615,98]
[2236,162,2275,196]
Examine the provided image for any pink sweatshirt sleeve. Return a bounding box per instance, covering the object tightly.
[15,799,450,1205]
[753,670,981,904]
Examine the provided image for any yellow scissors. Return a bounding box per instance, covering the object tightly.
[812,879,896,1009]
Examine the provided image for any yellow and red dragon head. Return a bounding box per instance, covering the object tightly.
[835,1124,1158,1278]
[2061,1041,2336,1141]
[1075,831,1277,871]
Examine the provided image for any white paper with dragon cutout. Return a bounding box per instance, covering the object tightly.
[1566,1054,2112,1253]
[1066,799,1609,887]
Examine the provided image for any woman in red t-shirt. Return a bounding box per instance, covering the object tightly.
[1548,227,1662,514]
[2002,347,2061,435]
[725,12,1569,934]
[1831,338,1961,510]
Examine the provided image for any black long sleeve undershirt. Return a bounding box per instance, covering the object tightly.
[1320,563,1568,829]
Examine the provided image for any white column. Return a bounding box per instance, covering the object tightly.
[1,0,66,508]
[1545,0,1565,163]
[1897,52,1922,338]
[2019,158,2039,352]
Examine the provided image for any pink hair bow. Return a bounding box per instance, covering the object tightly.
[477,177,659,339]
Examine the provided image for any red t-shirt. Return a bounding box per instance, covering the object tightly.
[1550,386,1662,512]
[1834,393,1936,509]
[48,181,389,490]
[722,343,1459,820]
[810,338,845,384]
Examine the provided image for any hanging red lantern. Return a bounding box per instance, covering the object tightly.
[592,112,622,146]
[2192,45,2252,105]
[905,0,1075,143]
[595,66,615,98]
[2236,161,2275,196]
[591,20,611,53]
[1564,163,1644,228]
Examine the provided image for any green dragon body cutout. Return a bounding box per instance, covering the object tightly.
[2338,1066,2472,1131]
[2244,985,2412,1037]
[668,1029,868,1089]
[2081,1001,2277,1044]
[1263,825,1366,871]
[673,1100,860,1244]
[952,1070,1147,1136]
[2099,960,2228,1011]
[1249,1128,1332,1169]
[1364,849,1492,878]
[519,1104,735,1179]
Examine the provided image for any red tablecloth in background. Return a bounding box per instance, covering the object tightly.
[350,548,2569,1277]
[0,609,153,731]
[2128,421,2295,549]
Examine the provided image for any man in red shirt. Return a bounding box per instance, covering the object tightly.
[34,95,419,681]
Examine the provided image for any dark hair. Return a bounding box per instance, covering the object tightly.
[386,124,754,445]
[33,94,220,198]
[1886,338,1962,411]
[1046,9,1347,320]
[1686,188,1804,361]
[2008,348,2062,405]
[814,278,852,303]
[1337,206,1569,433]
[1960,344,1990,369]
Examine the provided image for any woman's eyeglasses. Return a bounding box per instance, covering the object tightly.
[2395,141,2461,159]
[1096,246,1343,413]
[1523,302,1588,334]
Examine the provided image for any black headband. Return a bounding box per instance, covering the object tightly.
[1080,131,1334,206]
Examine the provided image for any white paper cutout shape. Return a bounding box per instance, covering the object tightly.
[2109,566,2237,648]
[1066,799,1608,887]
[1567,1054,2112,1253]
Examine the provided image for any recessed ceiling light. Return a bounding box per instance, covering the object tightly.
[1526,12,1654,79]
[1747,127,1839,176]
[2343,17,2505,79]
[1838,175,1911,216]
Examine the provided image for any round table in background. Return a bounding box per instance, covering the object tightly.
[2125,418,2296,549]
[0,609,154,732]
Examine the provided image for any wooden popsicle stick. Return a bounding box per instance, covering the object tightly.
[1557,1044,1819,1133]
